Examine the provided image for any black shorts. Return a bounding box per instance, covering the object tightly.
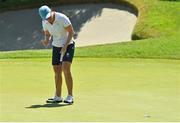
[52,42,75,65]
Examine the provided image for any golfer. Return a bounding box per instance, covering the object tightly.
[39,5,75,104]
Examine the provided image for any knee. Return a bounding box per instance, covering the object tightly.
[54,69,60,75]
[62,63,71,74]
[53,65,62,75]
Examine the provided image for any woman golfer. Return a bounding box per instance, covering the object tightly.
[39,5,75,104]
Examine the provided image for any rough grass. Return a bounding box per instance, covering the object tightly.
[76,35,180,59]
[0,35,180,59]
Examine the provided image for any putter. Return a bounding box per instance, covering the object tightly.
[60,52,64,62]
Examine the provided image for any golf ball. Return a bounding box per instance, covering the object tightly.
[144,114,151,118]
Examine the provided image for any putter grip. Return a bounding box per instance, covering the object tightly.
[60,53,64,62]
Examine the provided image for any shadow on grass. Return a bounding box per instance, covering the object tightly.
[26,103,72,109]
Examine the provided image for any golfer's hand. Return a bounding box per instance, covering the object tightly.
[41,40,49,47]
[61,45,68,54]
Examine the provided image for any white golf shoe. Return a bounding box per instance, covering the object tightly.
[64,95,74,104]
[46,96,63,103]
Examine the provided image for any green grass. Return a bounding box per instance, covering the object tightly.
[130,0,180,39]
[0,58,180,121]
[0,0,180,122]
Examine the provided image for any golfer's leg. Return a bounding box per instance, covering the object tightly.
[53,65,62,97]
[62,62,73,96]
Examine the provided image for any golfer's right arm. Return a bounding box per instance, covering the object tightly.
[41,30,51,46]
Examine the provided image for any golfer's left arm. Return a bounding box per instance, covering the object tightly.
[61,25,74,53]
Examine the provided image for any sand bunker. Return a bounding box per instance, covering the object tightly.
[0,3,137,51]
[75,4,137,47]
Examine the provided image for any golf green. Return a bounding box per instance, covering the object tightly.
[0,58,179,122]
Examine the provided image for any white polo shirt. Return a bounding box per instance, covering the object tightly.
[42,12,74,47]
